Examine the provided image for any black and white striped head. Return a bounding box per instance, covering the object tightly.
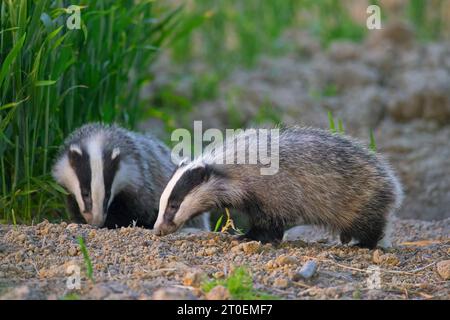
[154,160,223,236]
[52,133,124,227]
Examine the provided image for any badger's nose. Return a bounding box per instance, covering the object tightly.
[82,212,93,224]
[154,222,176,236]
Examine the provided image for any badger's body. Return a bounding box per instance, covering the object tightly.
[154,127,403,248]
[52,123,209,230]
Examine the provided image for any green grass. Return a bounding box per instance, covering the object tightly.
[327,111,344,135]
[77,236,94,283]
[202,267,277,300]
[60,292,80,300]
[407,0,448,41]
[0,1,180,224]
[369,129,377,152]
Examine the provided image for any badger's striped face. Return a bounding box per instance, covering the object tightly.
[154,163,212,236]
[52,135,121,227]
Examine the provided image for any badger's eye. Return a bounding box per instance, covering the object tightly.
[169,203,179,210]
[81,190,90,198]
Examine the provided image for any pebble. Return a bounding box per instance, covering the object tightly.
[183,271,205,287]
[436,260,450,280]
[241,241,262,254]
[88,230,97,239]
[273,277,289,288]
[205,285,230,300]
[292,260,318,280]
[67,247,78,256]
[18,234,27,242]
[373,250,400,266]
[205,247,218,256]
[275,255,298,266]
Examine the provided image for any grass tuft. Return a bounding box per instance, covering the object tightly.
[202,267,277,300]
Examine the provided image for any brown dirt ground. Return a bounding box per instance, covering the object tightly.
[0,218,449,300]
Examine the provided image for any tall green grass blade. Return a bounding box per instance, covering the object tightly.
[328,111,336,133]
[0,33,26,87]
[213,215,223,232]
[369,129,377,152]
[77,236,94,283]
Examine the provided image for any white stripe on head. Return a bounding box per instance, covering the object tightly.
[154,162,199,230]
[52,155,85,213]
[86,134,106,227]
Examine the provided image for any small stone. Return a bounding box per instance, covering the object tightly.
[183,271,205,287]
[152,287,197,300]
[17,234,27,242]
[372,249,383,264]
[66,223,78,232]
[382,253,400,266]
[266,260,276,269]
[68,247,78,256]
[40,226,51,235]
[373,250,399,266]
[205,285,230,300]
[88,230,97,239]
[241,241,262,254]
[205,247,218,256]
[275,255,298,266]
[213,271,225,279]
[436,260,450,280]
[273,278,289,288]
[292,260,318,280]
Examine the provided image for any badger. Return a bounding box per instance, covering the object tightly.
[52,123,209,230]
[153,127,403,248]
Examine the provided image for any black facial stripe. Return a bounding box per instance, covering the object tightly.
[68,147,92,212]
[102,149,120,213]
[168,166,209,207]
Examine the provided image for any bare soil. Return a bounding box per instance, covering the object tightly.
[1,219,448,300]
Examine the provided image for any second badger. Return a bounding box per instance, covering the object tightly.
[154,127,403,248]
[52,123,209,230]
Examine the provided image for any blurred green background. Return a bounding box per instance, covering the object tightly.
[1,0,449,224]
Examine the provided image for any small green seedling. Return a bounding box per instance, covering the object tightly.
[60,293,80,300]
[369,129,377,152]
[328,111,345,135]
[328,111,336,133]
[77,236,94,283]
[202,267,277,300]
[213,215,224,232]
[337,118,345,134]
[214,208,243,234]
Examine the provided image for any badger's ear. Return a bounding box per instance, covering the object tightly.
[178,157,190,167]
[190,164,212,182]
[111,147,120,160]
[68,144,82,162]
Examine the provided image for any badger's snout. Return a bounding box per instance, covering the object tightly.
[153,221,179,236]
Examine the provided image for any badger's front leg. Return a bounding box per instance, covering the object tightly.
[239,226,284,243]
[238,214,285,243]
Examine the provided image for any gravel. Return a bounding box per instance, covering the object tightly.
[1,219,449,300]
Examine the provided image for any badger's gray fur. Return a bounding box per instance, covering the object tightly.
[154,127,403,248]
[52,123,209,230]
